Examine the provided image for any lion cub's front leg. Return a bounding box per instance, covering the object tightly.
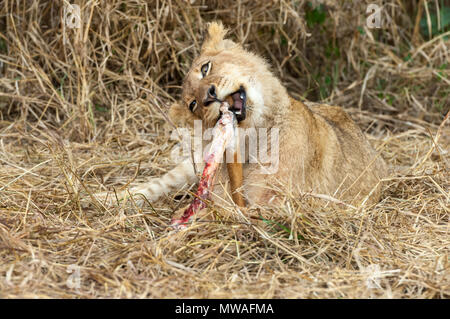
[95,158,201,205]
[226,150,245,207]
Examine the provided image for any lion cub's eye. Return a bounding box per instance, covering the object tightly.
[189,100,197,112]
[201,61,211,78]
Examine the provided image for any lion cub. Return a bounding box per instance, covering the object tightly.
[114,21,386,210]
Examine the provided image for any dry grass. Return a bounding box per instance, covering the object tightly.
[0,0,449,298]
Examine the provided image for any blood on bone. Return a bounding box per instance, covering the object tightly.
[172,158,215,226]
[171,103,235,228]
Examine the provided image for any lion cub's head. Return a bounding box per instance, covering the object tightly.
[169,21,290,129]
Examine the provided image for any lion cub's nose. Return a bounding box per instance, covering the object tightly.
[208,85,217,99]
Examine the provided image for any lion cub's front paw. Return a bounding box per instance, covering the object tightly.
[91,189,124,206]
[92,187,150,207]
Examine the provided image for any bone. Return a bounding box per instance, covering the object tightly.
[171,102,242,229]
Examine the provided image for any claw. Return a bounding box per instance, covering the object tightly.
[170,219,188,230]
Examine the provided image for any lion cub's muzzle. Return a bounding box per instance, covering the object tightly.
[225,86,246,122]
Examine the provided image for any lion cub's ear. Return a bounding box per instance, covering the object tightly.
[168,102,196,128]
[201,21,234,53]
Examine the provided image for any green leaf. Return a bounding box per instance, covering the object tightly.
[420,5,450,38]
[95,104,108,113]
[0,38,6,53]
[305,3,327,27]
[260,216,305,241]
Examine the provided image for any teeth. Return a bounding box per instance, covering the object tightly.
[240,93,244,99]
[235,110,242,115]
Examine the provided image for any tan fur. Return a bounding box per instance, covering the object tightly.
[227,151,245,207]
[98,21,386,208]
